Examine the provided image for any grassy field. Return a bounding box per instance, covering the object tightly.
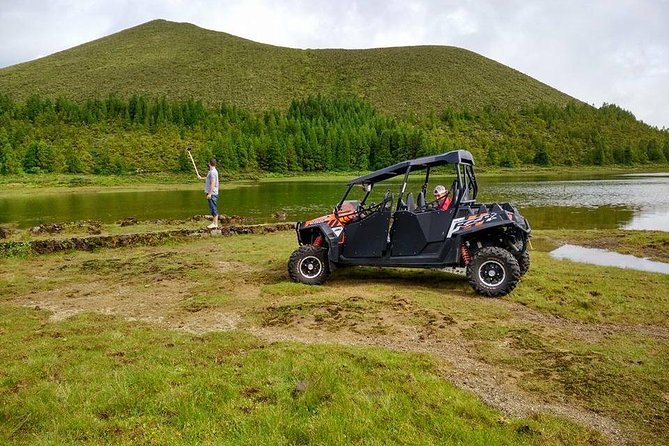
[0,20,574,115]
[0,308,604,446]
[1,228,667,445]
[0,173,268,197]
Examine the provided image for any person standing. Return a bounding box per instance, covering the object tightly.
[199,158,219,229]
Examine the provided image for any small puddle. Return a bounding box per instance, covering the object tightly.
[550,244,669,274]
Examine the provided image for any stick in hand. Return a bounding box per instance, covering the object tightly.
[186,146,202,179]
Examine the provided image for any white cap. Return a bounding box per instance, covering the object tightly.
[433,185,447,197]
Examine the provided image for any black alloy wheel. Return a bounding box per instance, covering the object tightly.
[466,246,521,297]
[288,245,331,285]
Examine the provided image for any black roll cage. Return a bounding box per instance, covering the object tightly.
[335,150,478,213]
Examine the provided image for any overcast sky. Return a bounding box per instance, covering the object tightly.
[1,0,667,128]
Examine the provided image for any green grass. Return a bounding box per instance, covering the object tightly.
[0,173,259,197]
[1,229,667,444]
[0,20,574,115]
[461,322,669,443]
[512,251,669,325]
[0,307,601,445]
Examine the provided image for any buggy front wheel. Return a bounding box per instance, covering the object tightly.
[288,245,331,285]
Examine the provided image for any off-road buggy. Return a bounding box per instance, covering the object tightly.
[288,150,531,297]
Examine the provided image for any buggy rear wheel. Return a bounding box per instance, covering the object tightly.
[467,247,521,297]
[515,250,530,276]
[288,245,331,285]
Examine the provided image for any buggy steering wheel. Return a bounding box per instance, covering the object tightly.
[359,190,393,218]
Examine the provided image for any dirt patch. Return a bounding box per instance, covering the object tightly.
[251,294,627,441]
[243,293,629,445]
[21,280,243,335]
[257,295,458,339]
[71,252,206,282]
[217,261,259,274]
[260,296,390,334]
[151,310,242,335]
[21,278,186,322]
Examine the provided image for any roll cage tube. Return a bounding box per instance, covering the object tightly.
[451,162,478,205]
[421,166,431,195]
[335,184,354,211]
[465,164,478,200]
[396,165,412,212]
[455,163,464,203]
[360,185,372,205]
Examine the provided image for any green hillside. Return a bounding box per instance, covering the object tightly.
[1,20,666,176]
[0,19,575,114]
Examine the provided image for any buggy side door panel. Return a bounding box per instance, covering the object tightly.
[342,210,391,257]
[390,210,454,256]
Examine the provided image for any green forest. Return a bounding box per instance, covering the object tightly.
[0,94,667,175]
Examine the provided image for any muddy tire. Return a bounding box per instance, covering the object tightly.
[288,245,331,285]
[467,247,521,297]
[515,250,530,276]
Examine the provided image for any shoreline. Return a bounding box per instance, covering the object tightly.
[0,164,667,196]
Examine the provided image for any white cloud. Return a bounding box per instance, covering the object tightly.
[0,0,667,127]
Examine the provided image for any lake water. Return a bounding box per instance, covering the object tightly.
[550,244,669,274]
[1,172,668,231]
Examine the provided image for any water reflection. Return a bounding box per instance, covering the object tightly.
[550,244,669,274]
[485,177,669,208]
[0,173,667,231]
[478,174,669,232]
[520,205,633,230]
[624,211,669,232]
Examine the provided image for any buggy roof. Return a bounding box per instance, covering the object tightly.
[348,150,474,186]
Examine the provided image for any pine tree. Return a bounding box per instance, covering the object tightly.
[0,129,22,174]
[23,140,58,173]
[266,144,287,173]
[646,139,665,162]
[176,149,192,173]
[64,144,92,174]
[285,136,299,171]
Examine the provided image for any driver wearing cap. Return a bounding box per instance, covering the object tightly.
[433,185,452,211]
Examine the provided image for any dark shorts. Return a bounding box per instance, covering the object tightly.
[207,194,218,216]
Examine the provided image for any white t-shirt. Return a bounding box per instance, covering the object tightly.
[204,168,219,195]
